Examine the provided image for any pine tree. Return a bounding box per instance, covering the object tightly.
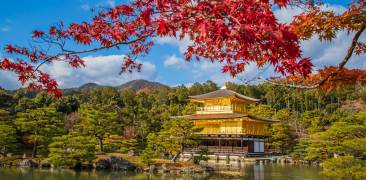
[48,132,96,167]
[0,109,17,156]
[15,107,64,158]
[77,105,120,153]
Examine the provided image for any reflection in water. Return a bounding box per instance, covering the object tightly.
[0,163,322,180]
[253,163,264,180]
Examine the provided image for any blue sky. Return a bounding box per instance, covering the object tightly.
[0,0,364,89]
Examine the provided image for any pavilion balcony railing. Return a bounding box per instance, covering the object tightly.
[196,106,233,113]
[184,146,249,154]
[198,129,244,134]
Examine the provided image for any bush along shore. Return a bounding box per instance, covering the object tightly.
[0,153,215,175]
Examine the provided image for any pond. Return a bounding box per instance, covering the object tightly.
[0,163,322,180]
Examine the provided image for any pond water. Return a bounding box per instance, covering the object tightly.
[0,164,322,180]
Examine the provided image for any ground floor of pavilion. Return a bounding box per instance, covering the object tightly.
[184,134,272,156]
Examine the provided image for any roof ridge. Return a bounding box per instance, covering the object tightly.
[189,88,260,102]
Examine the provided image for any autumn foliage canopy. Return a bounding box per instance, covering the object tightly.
[0,0,365,96]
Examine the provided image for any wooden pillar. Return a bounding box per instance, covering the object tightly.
[219,138,221,152]
[226,154,230,164]
[241,138,243,153]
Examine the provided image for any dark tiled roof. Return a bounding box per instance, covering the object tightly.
[189,89,260,102]
[174,113,278,123]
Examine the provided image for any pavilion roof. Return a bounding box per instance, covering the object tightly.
[189,89,260,102]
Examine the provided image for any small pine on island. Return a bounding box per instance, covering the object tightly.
[174,86,278,156]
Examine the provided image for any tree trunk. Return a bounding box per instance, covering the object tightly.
[171,144,184,162]
[32,141,37,158]
[98,137,104,153]
[171,151,181,163]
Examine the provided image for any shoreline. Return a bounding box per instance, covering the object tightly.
[0,153,319,174]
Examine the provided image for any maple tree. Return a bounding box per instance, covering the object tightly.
[0,0,365,96]
[275,67,366,92]
[270,0,366,89]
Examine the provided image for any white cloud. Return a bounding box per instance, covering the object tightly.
[301,31,366,70]
[39,54,158,88]
[95,0,116,8]
[274,7,303,24]
[0,25,10,32]
[106,0,116,7]
[80,4,91,11]
[156,36,193,53]
[1,55,158,89]
[274,4,346,24]
[0,71,21,90]
[274,4,365,71]
[164,54,188,69]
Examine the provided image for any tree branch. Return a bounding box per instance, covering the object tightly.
[33,35,151,72]
[268,25,365,89]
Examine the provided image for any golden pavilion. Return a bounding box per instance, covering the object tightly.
[179,86,278,155]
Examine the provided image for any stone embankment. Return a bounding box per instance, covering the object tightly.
[0,154,215,175]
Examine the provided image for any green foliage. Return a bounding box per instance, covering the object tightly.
[77,105,120,153]
[15,98,39,112]
[118,139,138,154]
[0,90,15,111]
[182,102,197,115]
[33,92,54,107]
[48,133,96,167]
[195,147,209,164]
[15,107,64,157]
[322,156,366,179]
[304,121,366,161]
[102,135,138,153]
[291,138,309,160]
[54,96,79,114]
[248,104,275,118]
[0,124,17,156]
[270,109,297,154]
[80,87,119,106]
[0,109,12,124]
[142,119,200,160]
[3,80,366,176]
[0,109,18,156]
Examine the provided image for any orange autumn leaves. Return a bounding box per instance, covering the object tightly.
[284,67,366,92]
[290,0,365,41]
[282,0,366,91]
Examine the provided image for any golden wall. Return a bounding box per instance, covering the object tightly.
[194,97,250,114]
[193,118,267,136]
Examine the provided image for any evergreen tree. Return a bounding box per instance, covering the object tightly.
[15,107,64,158]
[0,109,17,156]
[271,109,296,154]
[322,156,366,179]
[248,104,275,118]
[77,105,120,153]
[143,119,200,162]
[48,133,96,167]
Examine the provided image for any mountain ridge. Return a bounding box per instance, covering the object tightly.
[65,79,169,92]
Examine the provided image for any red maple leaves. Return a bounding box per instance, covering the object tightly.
[0,0,315,97]
[32,30,45,38]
